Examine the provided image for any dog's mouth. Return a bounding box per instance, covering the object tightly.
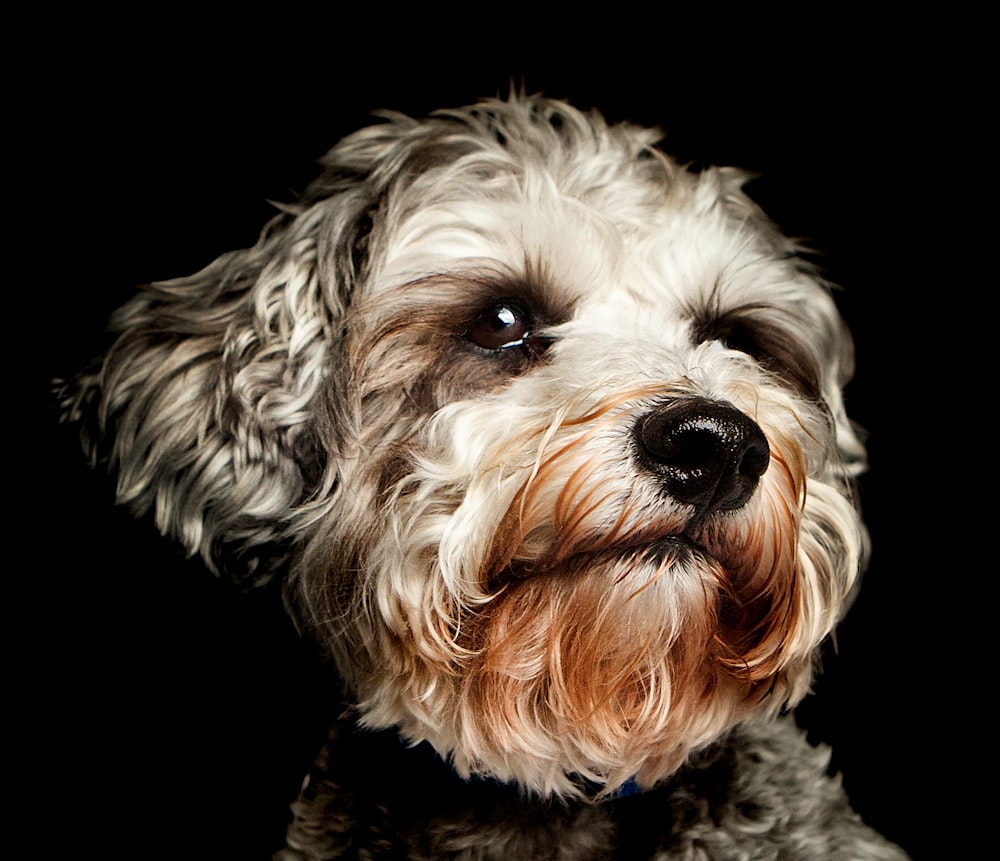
[641,532,703,563]
[490,529,709,590]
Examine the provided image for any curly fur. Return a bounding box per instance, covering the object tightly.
[278,714,903,861]
[57,93,908,858]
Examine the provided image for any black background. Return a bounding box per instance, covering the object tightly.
[23,17,975,860]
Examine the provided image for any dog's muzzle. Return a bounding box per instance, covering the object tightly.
[634,398,770,516]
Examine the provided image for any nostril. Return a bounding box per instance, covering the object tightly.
[635,399,770,514]
[737,440,770,480]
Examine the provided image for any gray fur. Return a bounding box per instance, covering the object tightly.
[278,714,908,860]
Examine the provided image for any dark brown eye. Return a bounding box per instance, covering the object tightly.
[468,302,533,350]
[713,320,768,365]
[691,310,820,399]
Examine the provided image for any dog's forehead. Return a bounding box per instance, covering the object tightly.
[373,157,795,330]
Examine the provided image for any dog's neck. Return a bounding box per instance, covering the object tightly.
[376,725,648,803]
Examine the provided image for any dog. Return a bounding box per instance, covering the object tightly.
[57,94,909,859]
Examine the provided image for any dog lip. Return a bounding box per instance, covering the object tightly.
[640,533,700,565]
[493,532,702,586]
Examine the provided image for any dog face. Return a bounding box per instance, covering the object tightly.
[60,95,868,799]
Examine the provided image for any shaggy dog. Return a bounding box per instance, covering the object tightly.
[58,94,909,859]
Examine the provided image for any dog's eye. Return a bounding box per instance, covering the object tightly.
[692,314,763,361]
[468,302,534,351]
[692,311,820,398]
[714,320,768,365]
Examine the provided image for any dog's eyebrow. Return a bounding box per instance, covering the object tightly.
[394,262,575,330]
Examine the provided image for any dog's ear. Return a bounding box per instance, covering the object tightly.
[55,158,379,585]
[53,105,511,585]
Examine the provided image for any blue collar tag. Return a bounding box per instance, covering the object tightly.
[608,777,642,799]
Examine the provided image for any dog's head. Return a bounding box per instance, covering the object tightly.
[59,94,868,798]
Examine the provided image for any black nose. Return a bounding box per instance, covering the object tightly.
[634,399,770,515]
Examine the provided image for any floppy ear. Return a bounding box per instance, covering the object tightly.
[56,152,380,585]
[54,105,510,585]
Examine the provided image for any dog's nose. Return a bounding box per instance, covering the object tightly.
[634,399,770,514]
